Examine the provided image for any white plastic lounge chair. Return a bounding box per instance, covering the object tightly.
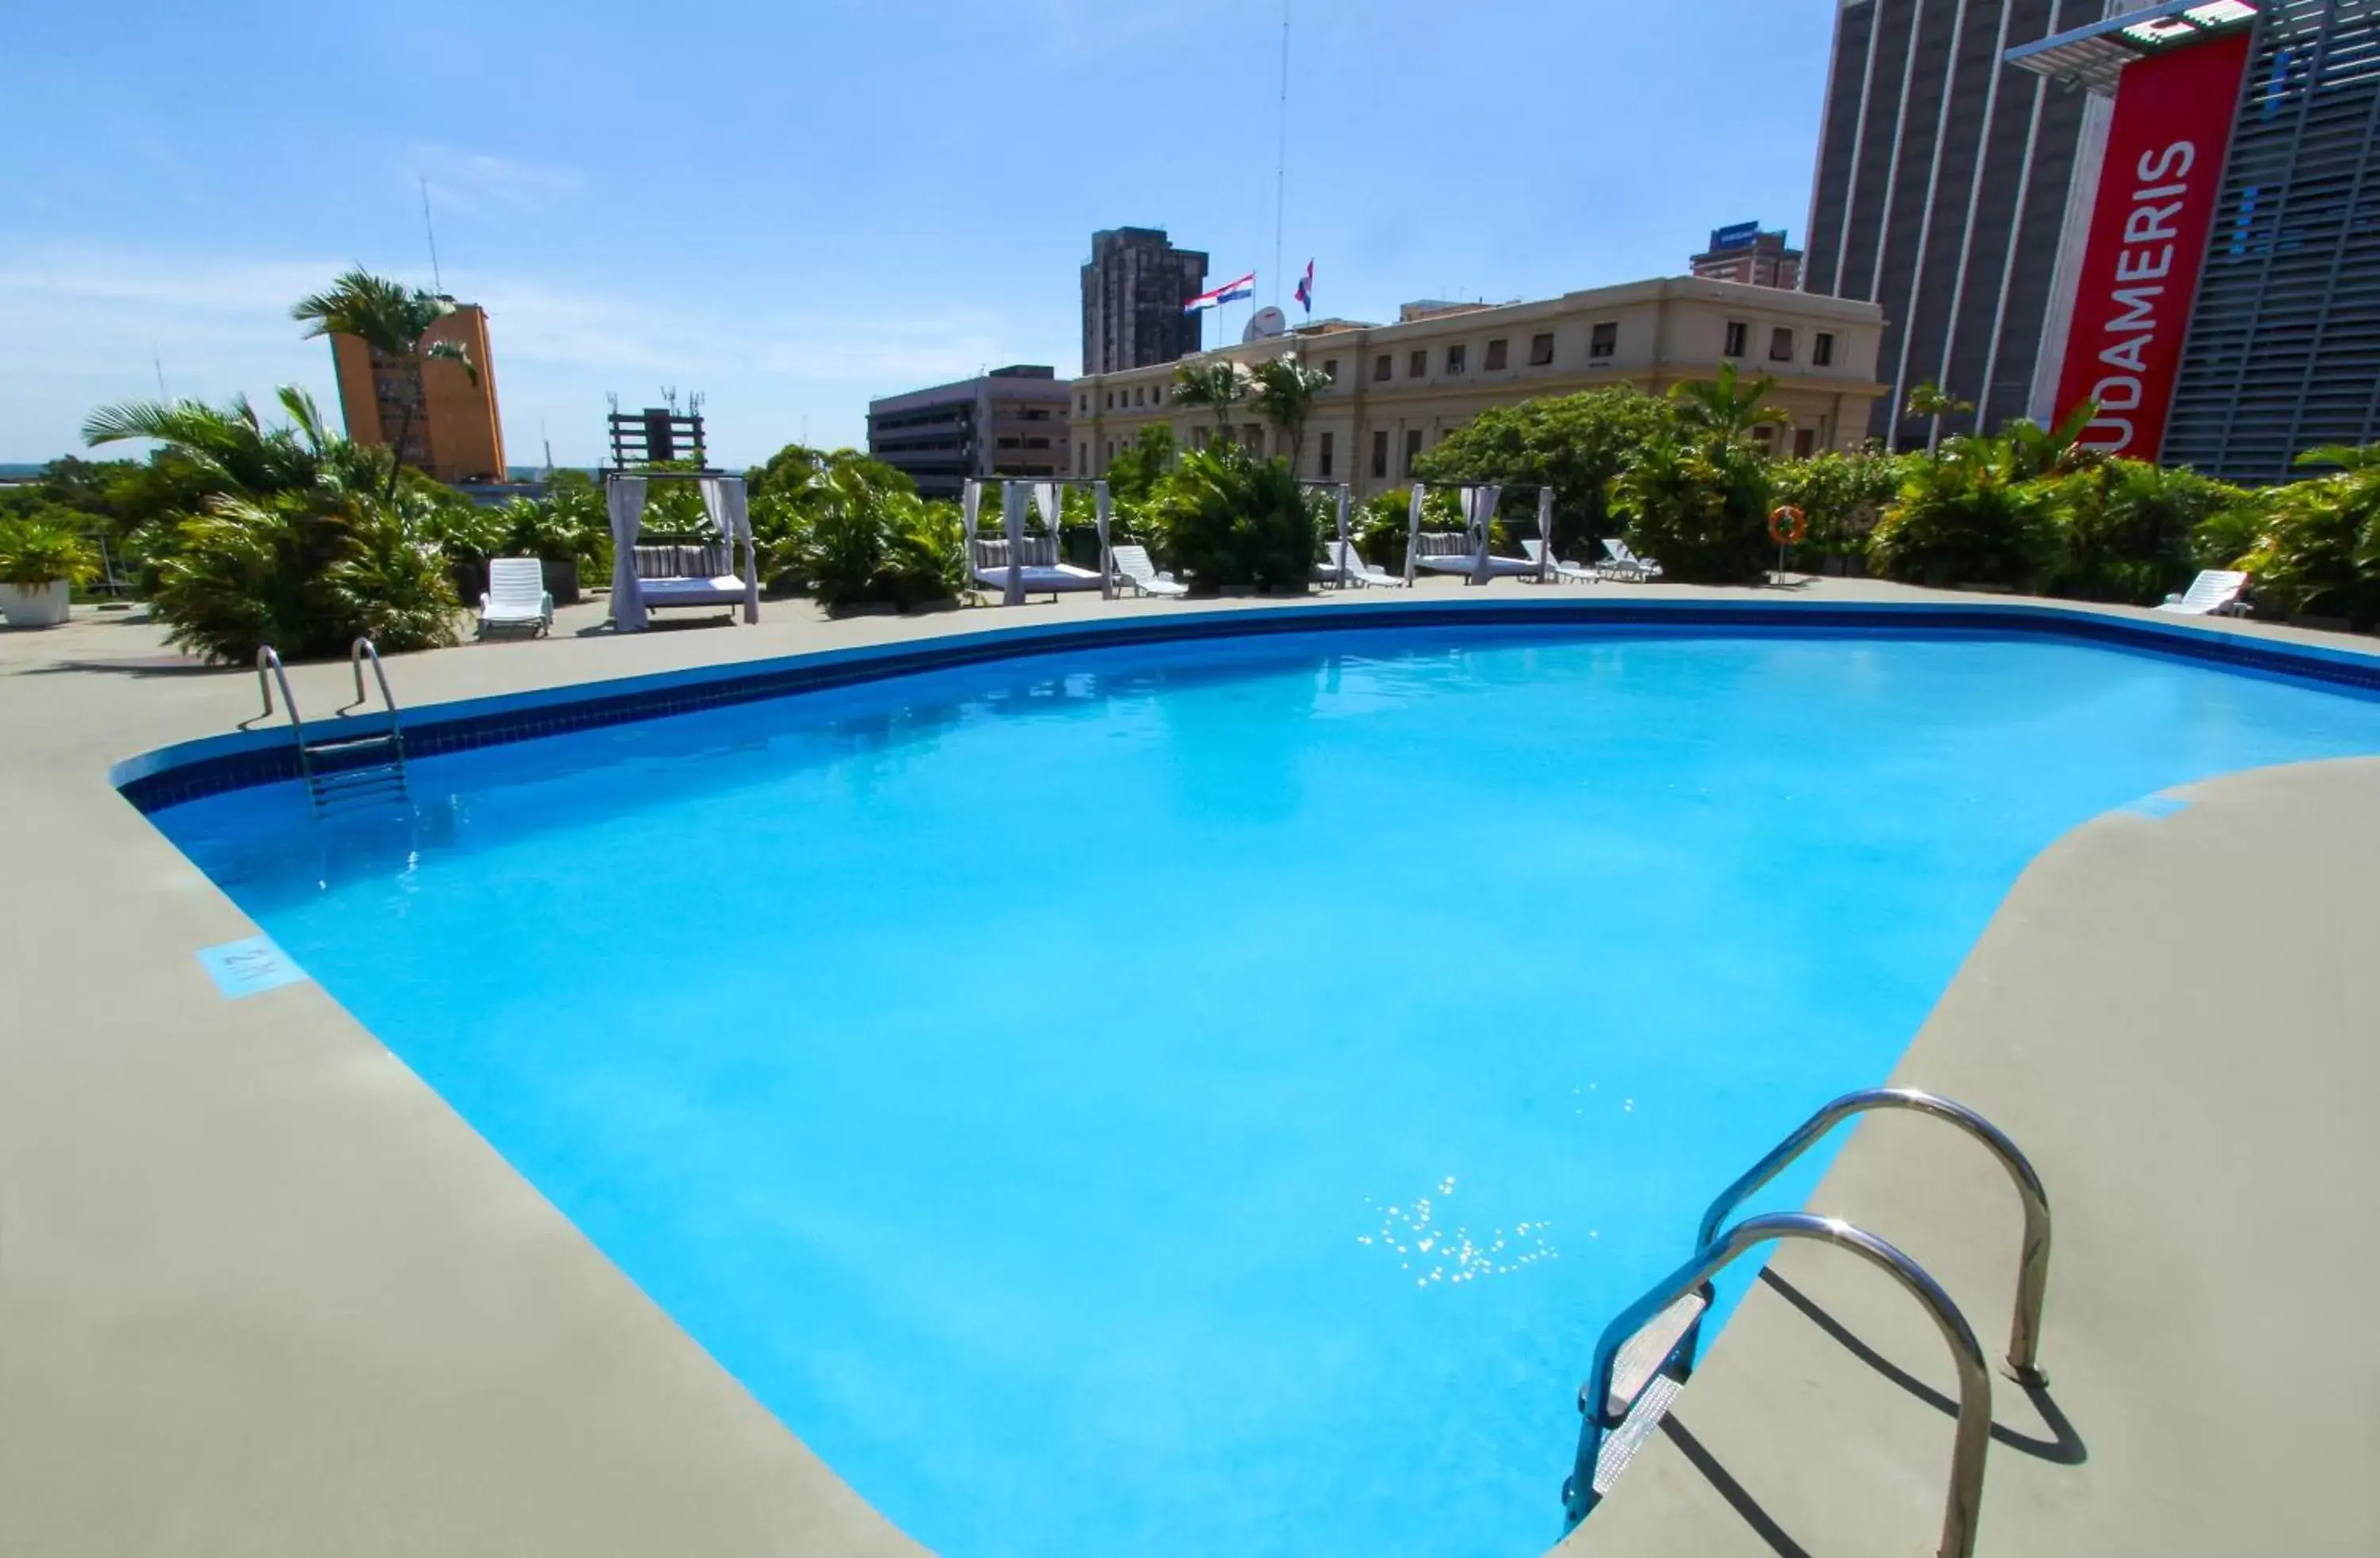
[1411,531,1540,580]
[1110,543,1188,598]
[478,556,553,638]
[1599,538,1664,582]
[1314,544,1350,589]
[2158,570,2250,617]
[1332,541,1408,589]
[1522,539,1598,585]
[968,535,1107,600]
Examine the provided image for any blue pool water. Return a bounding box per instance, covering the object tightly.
[150,627,2380,1558]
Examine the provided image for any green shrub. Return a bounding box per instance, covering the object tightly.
[2040,460,2255,604]
[1149,447,1319,592]
[1610,434,1774,584]
[797,466,962,612]
[2241,456,2380,627]
[1868,443,2057,589]
[1768,449,1909,562]
[1350,486,1464,570]
[148,493,459,662]
[0,516,102,589]
[1414,387,1679,561]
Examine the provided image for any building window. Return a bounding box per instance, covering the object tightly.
[1768,327,1794,363]
[1133,386,1144,405]
[1193,427,1210,451]
[1589,321,1617,359]
[1484,338,1507,371]
[1528,332,1556,367]
[1027,436,1050,450]
[1077,444,1088,474]
[1105,391,1115,409]
[1244,423,1264,453]
[1793,428,1816,459]
[1724,320,1749,358]
[1322,358,1339,382]
[1814,332,1836,367]
[1319,430,1335,478]
[1445,344,1466,375]
[1403,428,1422,475]
[1373,353,1392,382]
[1079,393,1088,413]
[1408,349,1427,378]
[1105,439,1115,462]
[1370,429,1388,478]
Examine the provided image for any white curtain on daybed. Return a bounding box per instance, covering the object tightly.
[606,474,650,632]
[697,476,762,624]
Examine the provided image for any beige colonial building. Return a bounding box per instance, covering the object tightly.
[1069,276,1887,497]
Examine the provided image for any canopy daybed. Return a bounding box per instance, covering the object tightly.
[962,479,1115,604]
[1403,485,1561,585]
[605,471,761,631]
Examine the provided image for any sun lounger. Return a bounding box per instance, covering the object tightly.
[1328,540,1407,589]
[1522,539,1598,585]
[1110,543,1188,598]
[478,556,554,637]
[1599,539,1664,582]
[2157,570,2250,617]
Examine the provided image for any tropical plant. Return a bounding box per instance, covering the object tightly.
[1904,380,1976,448]
[1609,432,1775,584]
[290,270,476,499]
[1415,388,1682,562]
[1349,486,1466,571]
[83,387,382,499]
[2236,443,2380,627]
[1673,362,1791,441]
[1147,446,1316,592]
[2041,459,2254,604]
[1105,424,1178,505]
[1768,448,1910,564]
[0,517,101,588]
[796,464,963,612]
[1250,355,1334,469]
[1170,360,1250,436]
[1868,436,2059,588]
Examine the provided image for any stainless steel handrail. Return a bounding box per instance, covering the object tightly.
[1695,1088,2052,1384]
[1568,1212,1993,1558]
[245,646,317,796]
[336,637,405,741]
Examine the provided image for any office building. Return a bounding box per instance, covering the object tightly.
[867,366,1071,502]
[1802,0,2123,447]
[2012,0,2380,482]
[1690,224,1804,289]
[1081,228,1210,377]
[328,301,506,484]
[1072,277,1887,499]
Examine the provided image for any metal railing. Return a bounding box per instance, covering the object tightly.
[336,637,405,739]
[1568,1212,1993,1558]
[1694,1088,2052,1384]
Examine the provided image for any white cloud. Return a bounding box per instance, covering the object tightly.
[404,144,587,216]
[0,243,1071,466]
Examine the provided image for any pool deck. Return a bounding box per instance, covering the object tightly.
[3,577,2376,1557]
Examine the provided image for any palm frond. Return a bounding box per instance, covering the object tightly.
[423,337,479,386]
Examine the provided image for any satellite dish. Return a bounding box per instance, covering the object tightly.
[1242,305,1289,343]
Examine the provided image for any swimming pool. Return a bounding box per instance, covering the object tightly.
[144,621,2380,1558]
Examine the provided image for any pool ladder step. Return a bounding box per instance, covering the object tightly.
[250,639,412,815]
[1563,1089,2057,1558]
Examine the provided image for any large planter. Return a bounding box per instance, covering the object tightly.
[542,556,582,607]
[0,580,71,628]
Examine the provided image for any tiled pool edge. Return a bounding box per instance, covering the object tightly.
[112,597,2380,812]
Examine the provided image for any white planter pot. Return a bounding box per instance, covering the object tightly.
[0,581,71,628]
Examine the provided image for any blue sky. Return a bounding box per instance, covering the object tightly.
[0,1,1837,468]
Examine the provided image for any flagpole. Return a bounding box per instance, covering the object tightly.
[1273,0,1289,307]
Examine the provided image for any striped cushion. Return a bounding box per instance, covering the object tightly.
[633,543,727,580]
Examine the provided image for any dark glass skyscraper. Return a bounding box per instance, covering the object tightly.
[1802,1,2106,446]
[1080,228,1210,378]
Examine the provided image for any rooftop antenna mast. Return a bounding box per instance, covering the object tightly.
[152,342,168,399]
[1272,0,1290,308]
[420,176,443,294]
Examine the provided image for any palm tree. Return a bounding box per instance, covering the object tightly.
[1250,355,1334,471]
[290,269,477,499]
[1171,360,1250,443]
[1672,362,1791,442]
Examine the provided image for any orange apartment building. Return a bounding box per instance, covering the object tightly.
[328,301,508,484]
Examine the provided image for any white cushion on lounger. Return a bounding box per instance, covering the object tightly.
[639,574,747,603]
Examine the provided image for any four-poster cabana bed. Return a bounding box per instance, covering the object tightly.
[604,470,762,631]
[961,478,1117,605]
[1400,485,1565,587]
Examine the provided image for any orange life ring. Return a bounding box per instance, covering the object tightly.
[1768,505,1808,547]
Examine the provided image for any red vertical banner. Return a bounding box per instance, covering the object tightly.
[2056,32,2253,459]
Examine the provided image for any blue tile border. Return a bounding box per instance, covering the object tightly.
[110,598,2380,815]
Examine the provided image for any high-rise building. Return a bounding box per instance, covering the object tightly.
[328,301,507,484]
[1080,228,1209,377]
[1691,224,1805,289]
[867,366,1072,502]
[1801,1,2110,447]
[2017,0,2380,482]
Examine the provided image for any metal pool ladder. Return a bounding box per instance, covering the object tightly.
[250,639,412,815]
[1563,1088,2055,1558]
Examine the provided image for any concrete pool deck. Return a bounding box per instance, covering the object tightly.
[2,577,2376,1556]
